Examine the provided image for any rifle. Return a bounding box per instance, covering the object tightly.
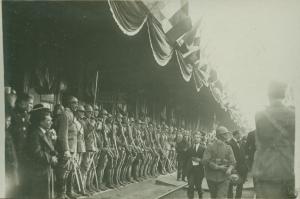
[70,156,84,193]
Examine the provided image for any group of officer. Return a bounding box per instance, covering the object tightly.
[175,127,250,199]
[5,91,183,199]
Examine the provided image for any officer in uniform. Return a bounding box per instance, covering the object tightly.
[137,120,147,180]
[56,95,79,199]
[143,121,153,178]
[118,115,133,184]
[113,113,126,186]
[132,119,143,181]
[82,104,98,193]
[123,116,137,183]
[95,109,110,191]
[75,105,88,196]
[102,114,114,189]
[10,92,34,198]
[108,114,120,187]
[149,123,160,177]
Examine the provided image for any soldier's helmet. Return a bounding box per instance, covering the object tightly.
[84,104,93,112]
[100,109,108,116]
[129,117,134,122]
[77,104,85,112]
[93,105,99,111]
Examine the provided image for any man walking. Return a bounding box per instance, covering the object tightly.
[186,133,205,199]
[203,126,236,199]
[227,130,248,199]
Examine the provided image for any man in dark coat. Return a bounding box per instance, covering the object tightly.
[27,104,57,199]
[175,132,189,181]
[10,92,34,198]
[5,107,19,198]
[227,130,248,199]
[253,81,296,199]
[56,95,79,199]
[245,130,255,171]
[186,133,206,199]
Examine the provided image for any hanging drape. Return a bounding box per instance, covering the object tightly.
[108,0,198,77]
[108,0,244,128]
[147,16,174,66]
[108,0,148,36]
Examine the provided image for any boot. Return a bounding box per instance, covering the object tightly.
[66,174,80,199]
[106,170,114,189]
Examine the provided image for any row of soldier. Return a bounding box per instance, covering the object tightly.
[5,91,185,199]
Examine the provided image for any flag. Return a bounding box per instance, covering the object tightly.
[182,45,200,65]
[177,19,201,54]
[165,16,192,44]
[141,0,192,44]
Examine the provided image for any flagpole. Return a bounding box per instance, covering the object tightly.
[93,71,99,106]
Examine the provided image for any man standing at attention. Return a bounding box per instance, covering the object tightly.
[203,126,236,199]
[56,95,79,199]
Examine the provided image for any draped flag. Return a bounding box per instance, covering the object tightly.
[141,0,192,44]
[109,0,231,106]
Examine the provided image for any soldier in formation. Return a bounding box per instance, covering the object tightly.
[5,91,192,199]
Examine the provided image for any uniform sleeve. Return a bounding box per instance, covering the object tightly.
[203,147,211,163]
[203,145,219,169]
[57,113,69,152]
[227,145,236,167]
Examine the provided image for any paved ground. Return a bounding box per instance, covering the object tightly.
[87,174,179,199]
[162,187,255,199]
[85,173,255,199]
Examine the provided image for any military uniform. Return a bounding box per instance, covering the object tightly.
[56,107,78,199]
[123,120,137,182]
[82,115,98,193]
[132,122,143,181]
[95,116,110,191]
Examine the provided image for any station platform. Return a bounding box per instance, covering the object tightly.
[84,172,254,199]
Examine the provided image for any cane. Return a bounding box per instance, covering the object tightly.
[71,157,82,193]
[74,157,85,193]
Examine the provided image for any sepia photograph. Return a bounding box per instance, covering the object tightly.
[1,0,300,198]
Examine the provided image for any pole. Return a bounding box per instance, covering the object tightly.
[93,71,99,106]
